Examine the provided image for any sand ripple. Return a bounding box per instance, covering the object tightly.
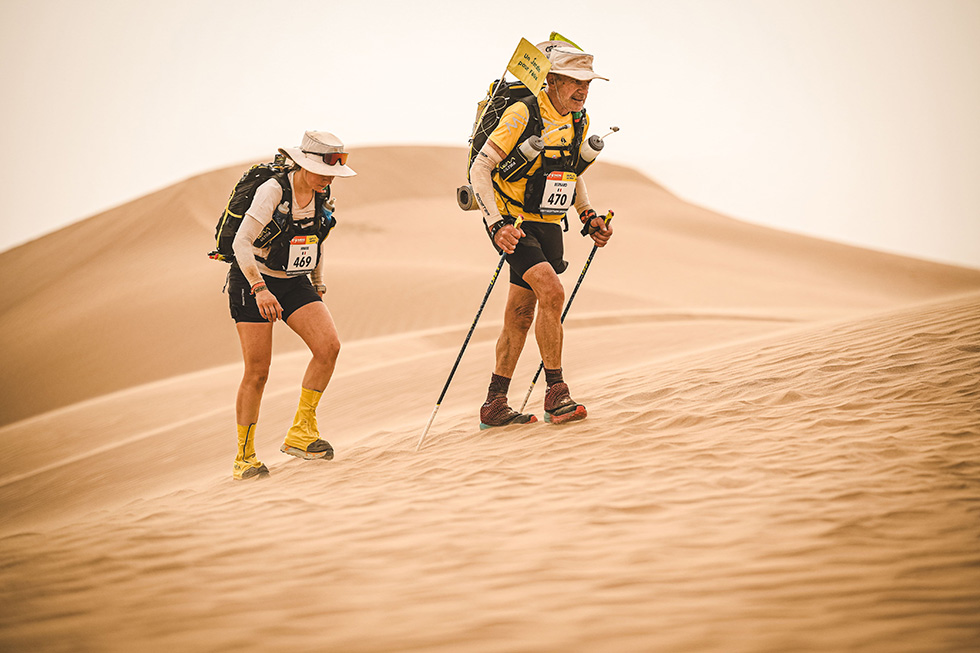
[1,293,978,652]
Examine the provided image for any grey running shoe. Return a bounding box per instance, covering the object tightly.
[280,439,334,460]
[234,461,270,480]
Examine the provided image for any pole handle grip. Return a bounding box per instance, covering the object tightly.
[581,211,613,236]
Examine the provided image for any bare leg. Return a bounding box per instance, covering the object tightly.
[494,283,537,378]
[235,322,274,426]
[480,281,542,427]
[285,301,341,392]
[522,262,565,370]
[279,300,341,459]
[519,264,587,423]
[233,322,274,478]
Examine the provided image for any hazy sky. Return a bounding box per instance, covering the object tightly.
[2,0,978,267]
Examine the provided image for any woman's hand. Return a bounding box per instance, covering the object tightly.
[255,289,283,322]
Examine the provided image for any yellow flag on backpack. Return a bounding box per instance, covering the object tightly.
[549,31,581,49]
[506,38,551,96]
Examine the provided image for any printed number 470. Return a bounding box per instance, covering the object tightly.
[548,191,568,206]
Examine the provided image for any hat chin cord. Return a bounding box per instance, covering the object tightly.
[548,84,572,116]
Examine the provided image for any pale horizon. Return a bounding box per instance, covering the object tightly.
[1,0,978,268]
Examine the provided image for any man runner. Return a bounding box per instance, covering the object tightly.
[468,46,614,428]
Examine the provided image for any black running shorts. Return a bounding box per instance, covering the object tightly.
[227,265,321,323]
[506,221,568,289]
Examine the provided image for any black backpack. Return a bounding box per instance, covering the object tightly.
[207,154,332,264]
[209,154,291,263]
[466,79,542,182]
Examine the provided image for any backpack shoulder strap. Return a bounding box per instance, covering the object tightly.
[316,184,331,203]
[519,95,544,141]
[314,185,336,239]
[571,107,587,167]
[313,184,331,218]
[574,108,587,141]
[273,169,292,195]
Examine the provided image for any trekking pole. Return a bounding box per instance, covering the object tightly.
[518,212,613,413]
[416,218,524,452]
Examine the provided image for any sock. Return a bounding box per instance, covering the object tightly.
[487,373,511,400]
[545,367,564,388]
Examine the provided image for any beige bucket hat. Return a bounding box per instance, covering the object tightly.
[280,131,356,177]
[548,47,609,82]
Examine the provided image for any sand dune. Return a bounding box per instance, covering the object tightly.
[1,146,979,652]
[2,147,977,426]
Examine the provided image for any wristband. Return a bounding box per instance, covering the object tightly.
[578,209,597,237]
[580,211,612,237]
[488,220,507,242]
[251,282,268,295]
[488,215,517,240]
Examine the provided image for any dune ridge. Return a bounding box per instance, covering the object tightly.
[1,146,979,651]
[3,147,978,426]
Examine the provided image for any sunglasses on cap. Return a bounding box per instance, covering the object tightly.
[303,150,349,166]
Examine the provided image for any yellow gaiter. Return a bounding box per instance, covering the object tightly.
[283,387,323,449]
[233,423,268,480]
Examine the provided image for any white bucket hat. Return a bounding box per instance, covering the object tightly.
[548,47,608,82]
[536,40,569,58]
[280,131,356,177]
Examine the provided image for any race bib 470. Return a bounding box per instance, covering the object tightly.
[540,171,576,215]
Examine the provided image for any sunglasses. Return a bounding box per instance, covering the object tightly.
[303,150,349,166]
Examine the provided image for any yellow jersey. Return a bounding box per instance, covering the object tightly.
[488,88,590,224]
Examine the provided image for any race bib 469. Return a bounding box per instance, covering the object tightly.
[286,235,319,275]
